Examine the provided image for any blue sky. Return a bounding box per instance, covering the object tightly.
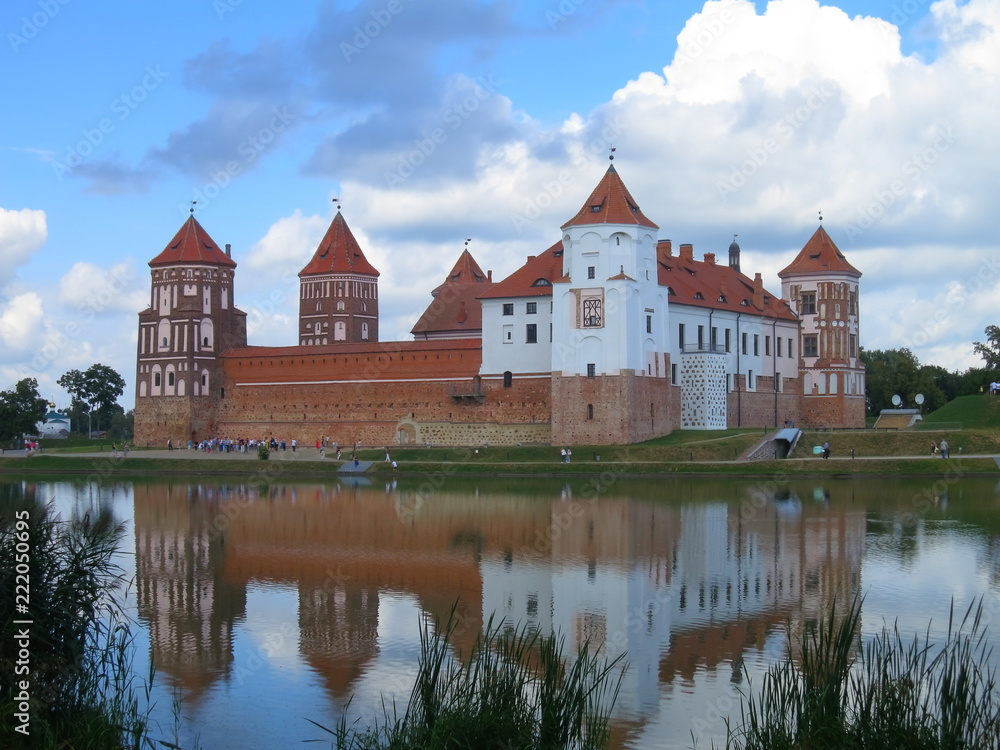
[2,0,998,409]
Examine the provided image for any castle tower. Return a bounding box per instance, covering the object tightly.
[550,163,672,444]
[778,225,865,427]
[135,215,248,446]
[411,247,492,340]
[298,211,379,345]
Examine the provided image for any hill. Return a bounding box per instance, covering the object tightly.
[921,394,1000,429]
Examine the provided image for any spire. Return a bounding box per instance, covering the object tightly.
[560,164,658,230]
[149,215,236,267]
[411,243,493,339]
[299,211,379,277]
[728,233,741,273]
[778,225,861,278]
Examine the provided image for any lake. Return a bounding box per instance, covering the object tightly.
[7,471,1000,749]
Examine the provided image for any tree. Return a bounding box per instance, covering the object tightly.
[973,325,1000,370]
[861,348,921,414]
[57,364,126,433]
[0,378,48,446]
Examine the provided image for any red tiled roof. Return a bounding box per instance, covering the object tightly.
[149,215,236,268]
[658,252,798,321]
[411,249,493,337]
[224,338,482,358]
[561,165,658,231]
[478,242,563,299]
[778,225,861,278]
[299,212,379,278]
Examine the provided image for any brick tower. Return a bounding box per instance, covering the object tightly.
[550,163,673,444]
[298,211,379,345]
[778,224,865,427]
[134,214,247,446]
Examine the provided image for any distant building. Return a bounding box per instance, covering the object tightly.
[36,410,71,437]
[135,166,864,446]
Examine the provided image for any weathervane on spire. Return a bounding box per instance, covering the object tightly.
[609,146,616,161]
[189,200,197,215]
[464,238,472,248]
[333,197,342,212]
[818,210,823,223]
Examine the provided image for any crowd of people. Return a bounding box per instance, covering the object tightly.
[163,436,365,460]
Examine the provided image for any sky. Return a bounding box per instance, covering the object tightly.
[2,0,998,410]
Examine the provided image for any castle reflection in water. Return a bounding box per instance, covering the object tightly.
[131,476,873,744]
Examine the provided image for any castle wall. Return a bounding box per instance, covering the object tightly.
[726,374,802,429]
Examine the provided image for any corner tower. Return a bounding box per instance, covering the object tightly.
[779,224,864,428]
[550,163,672,444]
[298,211,379,345]
[135,215,247,446]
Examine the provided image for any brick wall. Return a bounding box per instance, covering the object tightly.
[800,393,865,428]
[727,374,802,429]
[551,372,674,445]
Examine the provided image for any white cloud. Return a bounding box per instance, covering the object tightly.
[0,292,45,352]
[0,208,47,283]
[58,261,147,314]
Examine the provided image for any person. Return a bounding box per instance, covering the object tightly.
[385,447,391,462]
[560,448,567,463]
[566,448,572,463]
[336,447,342,460]
[930,440,938,456]
[392,460,397,474]
[167,438,173,451]
[822,441,831,459]
[940,439,949,459]
[291,438,296,452]
[112,442,118,459]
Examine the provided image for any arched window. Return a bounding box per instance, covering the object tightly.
[334,321,346,341]
[337,300,345,311]
[361,322,369,340]
[503,371,513,388]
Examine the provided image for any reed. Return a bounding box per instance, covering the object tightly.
[312,610,625,749]
[726,595,1000,749]
[1,500,152,749]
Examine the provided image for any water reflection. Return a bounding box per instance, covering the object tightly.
[5,475,1000,749]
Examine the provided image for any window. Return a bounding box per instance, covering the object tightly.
[646,315,652,334]
[803,334,818,358]
[697,325,704,349]
[678,323,686,349]
[503,324,513,343]
[725,329,732,353]
[850,334,858,358]
[153,373,161,387]
[711,327,718,350]
[671,363,677,383]
[765,336,771,356]
[587,363,596,378]
[526,323,537,343]
[801,292,816,315]
[502,303,514,316]
[741,332,748,355]
[849,290,858,315]
[583,298,602,327]
[167,372,175,387]
[361,322,369,340]
[587,404,594,420]
[587,266,595,279]
[777,337,783,357]
[748,369,754,389]
[788,338,794,358]
[503,371,513,388]
[526,302,537,315]
[753,334,759,356]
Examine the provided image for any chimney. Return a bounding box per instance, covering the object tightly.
[527,255,536,262]
[487,270,492,282]
[225,243,231,258]
[704,253,716,265]
[680,243,694,261]
[753,272,764,309]
[657,239,673,257]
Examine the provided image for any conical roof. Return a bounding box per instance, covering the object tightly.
[561,164,658,230]
[411,248,492,337]
[149,215,236,267]
[299,212,379,277]
[778,225,860,278]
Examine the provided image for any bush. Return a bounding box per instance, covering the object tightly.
[257,443,270,460]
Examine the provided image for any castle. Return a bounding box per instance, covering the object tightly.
[134,164,865,447]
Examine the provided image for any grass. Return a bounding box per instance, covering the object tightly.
[726,596,1000,750]
[312,609,625,750]
[0,497,153,749]
[921,394,1000,429]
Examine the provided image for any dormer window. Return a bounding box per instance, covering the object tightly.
[530,278,551,287]
[590,205,602,213]
[667,287,675,296]
[740,299,750,306]
[694,292,704,300]
[718,295,727,303]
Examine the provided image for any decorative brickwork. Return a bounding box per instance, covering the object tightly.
[679,352,728,429]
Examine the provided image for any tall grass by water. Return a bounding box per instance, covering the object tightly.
[314,611,625,750]
[726,596,1000,749]
[0,499,152,749]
